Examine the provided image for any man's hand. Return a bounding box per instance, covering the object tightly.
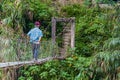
[34,41,40,44]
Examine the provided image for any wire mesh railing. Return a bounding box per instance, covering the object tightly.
[0,37,59,62]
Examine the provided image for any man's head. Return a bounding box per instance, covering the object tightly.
[35,21,41,27]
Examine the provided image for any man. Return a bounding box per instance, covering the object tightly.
[27,21,43,61]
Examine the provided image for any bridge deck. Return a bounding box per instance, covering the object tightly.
[0,57,54,68]
[0,56,65,68]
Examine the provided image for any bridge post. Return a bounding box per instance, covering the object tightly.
[71,17,75,48]
[2,68,17,80]
[51,17,75,57]
[52,17,56,44]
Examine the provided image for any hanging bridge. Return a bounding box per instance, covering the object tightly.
[0,17,75,68]
[0,40,66,68]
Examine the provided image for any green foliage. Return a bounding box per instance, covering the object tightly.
[90,51,120,80]
[1,0,24,30]
[23,0,55,20]
[1,0,56,38]
[22,0,56,38]
[18,55,92,80]
[1,1,120,80]
[61,4,113,56]
[84,0,92,6]
[89,6,120,80]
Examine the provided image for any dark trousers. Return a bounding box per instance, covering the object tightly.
[31,43,40,60]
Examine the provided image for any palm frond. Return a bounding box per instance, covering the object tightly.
[103,37,120,50]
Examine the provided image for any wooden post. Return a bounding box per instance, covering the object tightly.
[2,68,7,80]
[71,17,75,48]
[52,17,56,56]
[52,17,56,44]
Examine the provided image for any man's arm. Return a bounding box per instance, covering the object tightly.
[38,30,43,43]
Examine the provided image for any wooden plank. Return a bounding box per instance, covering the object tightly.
[54,17,74,22]
[0,57,54,68]
[0,57,66,68]
[71,17,75,48]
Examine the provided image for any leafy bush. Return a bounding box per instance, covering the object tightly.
[18,54,92,80]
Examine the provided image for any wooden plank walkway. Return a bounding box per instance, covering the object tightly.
[0,57,54,68]
[0,56,65,68]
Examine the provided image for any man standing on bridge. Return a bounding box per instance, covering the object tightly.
[27,21,43,61]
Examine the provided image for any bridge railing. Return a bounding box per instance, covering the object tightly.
[0,38,59,62]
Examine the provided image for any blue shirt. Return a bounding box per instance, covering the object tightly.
[27,27,43,43]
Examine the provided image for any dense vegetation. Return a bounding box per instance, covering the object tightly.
[0,0,120,80]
